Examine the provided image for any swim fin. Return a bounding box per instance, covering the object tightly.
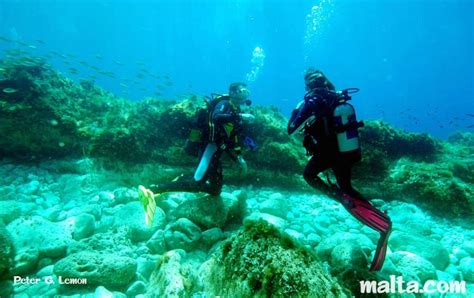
[339,193,392,271]
[370,229,392,271]
[138,185,156,228]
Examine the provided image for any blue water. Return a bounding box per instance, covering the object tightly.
[1,0,473,139]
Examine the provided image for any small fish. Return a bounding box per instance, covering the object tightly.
[95,54,103,59]
[466,114,474,117]
[114,61,123,66]
[467,124,474,128]
[120,83,129,88]
[28,45,37,49]
[2,88,18,94]
[0,36,12,42]
[35,39,45,44]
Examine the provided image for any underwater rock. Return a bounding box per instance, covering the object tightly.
[0,200,21,224]
[316,232,374,264]
[17,180,40,195]
[136,256,156,280]
[199,219,349,297]
[112,201,166,243]
[125,280,147,296]
[68,228,134,257]
[146,230,167,254]
[73,213,95,240]
[330,242,370,272]
[390,251,437,283]
[200,227,225,250]
[146,250,187,297]
[390,231,450,270]
[54,252,137,289]
[10,247,39,276]
[259,193,289,219]
[94,286,113,297]
[380,158,473,217]
[0,220,14,278]
[459,257,474,282]
[164,218,202,251]
[0,280,13,298]
[462,241,474,256]
[7,216,72,259]
[306,233,322,247]
[244,212,287,230]
[170,192,245,229]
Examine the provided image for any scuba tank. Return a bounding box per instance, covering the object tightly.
[332,88,364,153]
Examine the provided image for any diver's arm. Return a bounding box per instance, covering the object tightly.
[212,101,240,124]
[287,100,314,135]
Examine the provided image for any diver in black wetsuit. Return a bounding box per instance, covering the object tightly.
[288,68,392,271]
[139,82,254,198]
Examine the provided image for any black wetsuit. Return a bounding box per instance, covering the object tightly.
[288,88,392,271]
[150,98,243,196]
[288,89,361,197]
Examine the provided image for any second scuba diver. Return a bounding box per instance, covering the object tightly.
[138,82,255,226]
[287,68,392,271]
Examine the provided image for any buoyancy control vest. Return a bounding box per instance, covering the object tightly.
[184,94,229,156]
[303,88,364,154]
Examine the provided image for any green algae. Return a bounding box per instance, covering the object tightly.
[201,219,350,297]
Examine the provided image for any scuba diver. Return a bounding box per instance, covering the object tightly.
[287,68,392,271]
[138,82,255,226]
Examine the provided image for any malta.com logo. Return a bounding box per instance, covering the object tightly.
[360,275,467,294]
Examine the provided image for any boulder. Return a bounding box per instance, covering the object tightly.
[73,213,95,240]
[316,232,374,262]
[146,250,186,297]
[113,201,166,243]
[0,220,14,277]
[199,220,348,297]
[170,192,245,229]
[390,231,449,270]
[0,200,21,224]
[459,257,474,282]
[164,218,202,251]
[7,216,72,259]
[54,252,137,289]
[259,193,288,219]
[390,251,437,283]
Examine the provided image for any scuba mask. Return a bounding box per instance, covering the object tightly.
[233,87,252,106]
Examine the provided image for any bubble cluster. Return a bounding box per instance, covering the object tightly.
[303,0,334,62]
[246,46,266,82]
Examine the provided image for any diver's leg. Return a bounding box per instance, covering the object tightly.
[198,150,223,196]
[147,143,220,195]
[333,158,392,271]
[303,154,338,196]
[149,174,200,193]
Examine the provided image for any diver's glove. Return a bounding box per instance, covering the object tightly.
[237,155,248,173]
[240,113,255,124]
